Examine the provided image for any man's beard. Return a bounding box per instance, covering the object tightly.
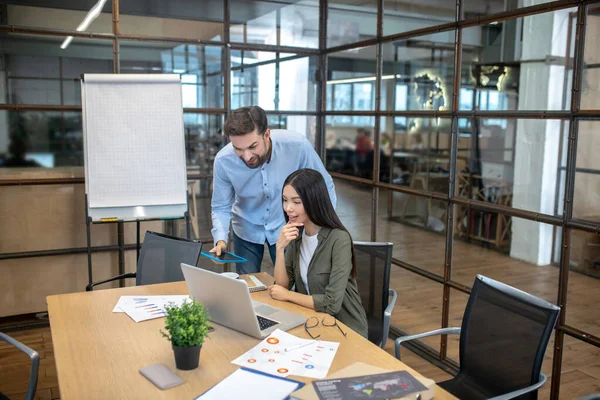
[241,137,269,169]
[242,153,266,169]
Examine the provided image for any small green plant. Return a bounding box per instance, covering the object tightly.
[160,300,211,347]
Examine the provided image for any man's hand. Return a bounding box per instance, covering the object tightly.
[209,240,227,256]
[276,222,303,252]
[268,284,290,301]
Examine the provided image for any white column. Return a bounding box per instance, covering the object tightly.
[510,4,570,265]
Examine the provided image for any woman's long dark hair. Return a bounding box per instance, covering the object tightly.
[282,168,357,278]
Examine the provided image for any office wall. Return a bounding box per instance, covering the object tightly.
[0,168,163,317]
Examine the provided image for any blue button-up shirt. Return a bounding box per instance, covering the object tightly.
[211,129,337,246]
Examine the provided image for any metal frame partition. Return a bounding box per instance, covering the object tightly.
[321,2,600,400]
[2,0,600,398]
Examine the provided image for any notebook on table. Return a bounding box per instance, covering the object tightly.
[290,362,435,400]
[246,275,268,292]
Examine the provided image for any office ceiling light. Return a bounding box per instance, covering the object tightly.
[60,0,108,49]
[326,74,400,85]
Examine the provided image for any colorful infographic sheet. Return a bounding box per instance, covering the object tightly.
[231,329,340,379]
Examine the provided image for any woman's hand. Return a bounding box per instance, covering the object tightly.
[276,221,303,251]
[268,284,290,301]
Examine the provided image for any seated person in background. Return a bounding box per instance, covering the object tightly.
[355,128,375,177]
[2,136,41,168]
[268,168,368,337]
[355,128,374,158]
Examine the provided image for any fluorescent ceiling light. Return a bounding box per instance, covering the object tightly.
[326,74,401,85]
[60,37,74,49]
[60,0,108,49]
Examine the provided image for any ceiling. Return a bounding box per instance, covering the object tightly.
[1,0,509,25]
[0,0,302,24]
[331,0,505,17]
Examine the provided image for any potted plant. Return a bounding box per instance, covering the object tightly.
[160,300,211,370]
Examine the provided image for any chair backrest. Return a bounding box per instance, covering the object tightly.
[353,241,393,346]
[458,275,560,399]
[136,231,203,286]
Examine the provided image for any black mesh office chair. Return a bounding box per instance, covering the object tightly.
[86,231,203,291]
[395,274,560,400]
[0,333,39,400]
[354,241,397,348]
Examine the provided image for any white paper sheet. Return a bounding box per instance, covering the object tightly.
[196,368,302,400]
[112,295,190,323]
[231,329,339,379]
[83,74,186,208]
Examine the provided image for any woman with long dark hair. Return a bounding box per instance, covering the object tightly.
[268,168,368,337]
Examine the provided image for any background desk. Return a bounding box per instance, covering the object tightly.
[47,273,456,399]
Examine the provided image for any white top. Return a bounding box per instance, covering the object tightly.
[299,228,320,295]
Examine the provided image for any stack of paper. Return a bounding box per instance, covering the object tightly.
[232,329,339,379]
[112,295,190,323]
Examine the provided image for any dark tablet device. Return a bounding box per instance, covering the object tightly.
[200,251,248,263]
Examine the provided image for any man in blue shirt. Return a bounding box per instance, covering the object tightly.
[210,106,336,274]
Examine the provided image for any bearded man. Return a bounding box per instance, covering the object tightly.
[209,106,336,274]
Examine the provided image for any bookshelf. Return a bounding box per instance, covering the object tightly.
[455,173,513,251]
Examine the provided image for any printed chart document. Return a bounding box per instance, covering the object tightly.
[196,368,304,400]
[232,329,339,379]
[112,295,190,323]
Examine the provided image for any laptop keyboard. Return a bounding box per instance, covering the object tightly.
[257,315,278,331]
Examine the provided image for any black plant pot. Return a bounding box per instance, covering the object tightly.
[173,344,202,370]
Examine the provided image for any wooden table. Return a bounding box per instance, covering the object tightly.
[47,273,455,399]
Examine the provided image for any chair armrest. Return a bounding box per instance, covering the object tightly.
[85,272,137,291]
[488,373,547,400]
[0,332,38,359]
[394,327,461,360]
[381,289,397,349]
[0,333,40,400]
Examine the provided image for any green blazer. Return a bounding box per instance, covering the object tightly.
[284,227,368,337]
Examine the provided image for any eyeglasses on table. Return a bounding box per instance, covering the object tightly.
[304,315,347,339]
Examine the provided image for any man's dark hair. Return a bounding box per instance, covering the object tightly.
[223,106,268,137]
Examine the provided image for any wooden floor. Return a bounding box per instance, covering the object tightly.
[0,327,58,400]
[333,180,600,400]
[2,179,600,399]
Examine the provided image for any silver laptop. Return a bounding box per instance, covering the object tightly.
[180,263,306,339]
